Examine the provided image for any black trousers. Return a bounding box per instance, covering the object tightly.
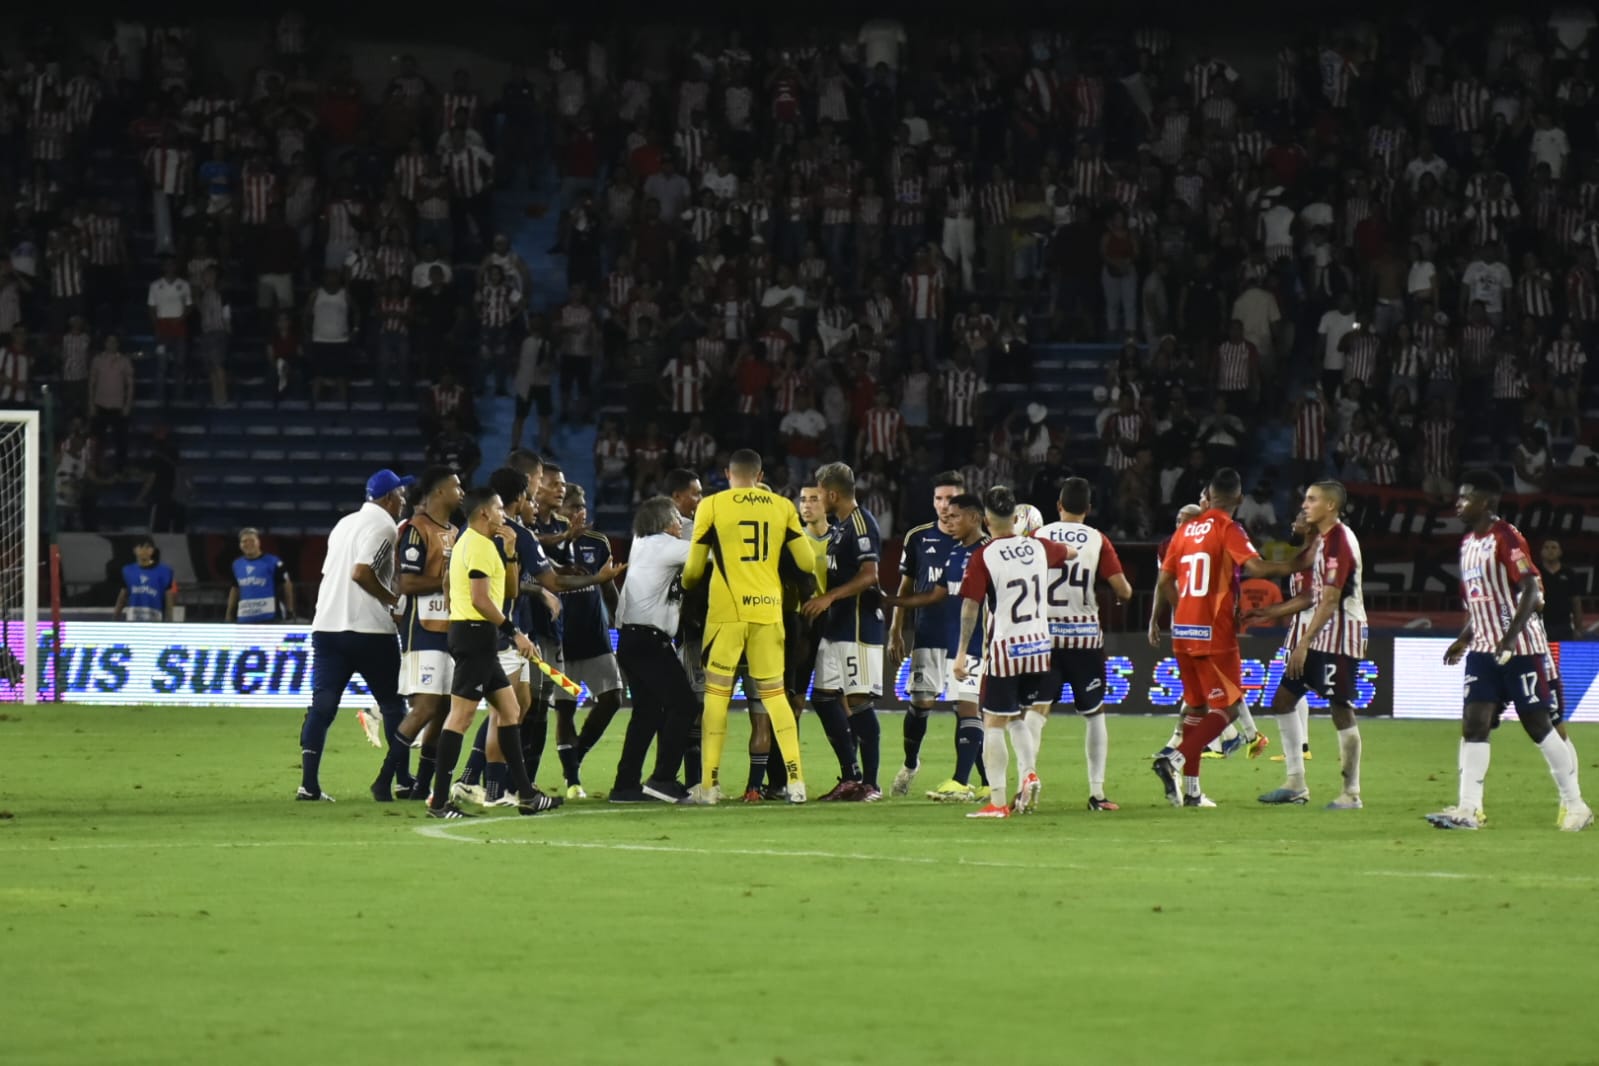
[615,625,698,789]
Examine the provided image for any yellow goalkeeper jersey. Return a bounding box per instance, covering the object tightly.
[683,487,814,625]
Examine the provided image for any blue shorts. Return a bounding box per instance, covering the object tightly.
[1464,651,1552,721]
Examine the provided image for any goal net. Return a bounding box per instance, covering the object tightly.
[0,412,41,704]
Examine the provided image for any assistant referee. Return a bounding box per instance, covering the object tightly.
[424,487,562,819]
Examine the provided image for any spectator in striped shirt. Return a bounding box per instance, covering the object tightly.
[1214,319,1260,414]
[1547,321,1588,438]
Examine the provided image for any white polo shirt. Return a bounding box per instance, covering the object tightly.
[313,502,399,634]
[147,277,192,320]
[617,533,691,634]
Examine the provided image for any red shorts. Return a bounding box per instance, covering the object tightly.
[1175,650,1244,710]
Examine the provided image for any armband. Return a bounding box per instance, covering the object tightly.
[499,618,517,639]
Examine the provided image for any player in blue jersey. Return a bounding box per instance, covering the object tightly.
[801,462,887,801]
[114,535,175,622]
[884,491,992,801]
[380,466,462,800]
[554,484,625,799]
[226,528,295,623]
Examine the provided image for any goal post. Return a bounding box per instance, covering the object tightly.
[0,410,41,705]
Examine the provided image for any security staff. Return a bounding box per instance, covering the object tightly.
[226,527,295,622]
[611,496,697,803]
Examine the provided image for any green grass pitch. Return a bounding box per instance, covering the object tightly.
[3,707,1599,1066]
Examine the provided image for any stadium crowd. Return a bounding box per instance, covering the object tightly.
[3,11,1599,545]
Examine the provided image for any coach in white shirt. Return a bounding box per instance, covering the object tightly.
[297,469,413,802]
[610,497,698,803]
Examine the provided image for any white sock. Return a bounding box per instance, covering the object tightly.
[1208,723,1237,753]
[983,725,1009,807]
[1537,732,1582,808]
[1008,717,1039,780]
[1337,725,1362,795]
[1566,736,1582,797]
[1296,697,1310,750]
[1459,740,1490,813]
[1165,723,1183,749]
[1084,712,1108,799]
[1027,708,1048,749]
[1234,703,1258,740]
[1183,773,1202,797]
[1277,708,1307,790]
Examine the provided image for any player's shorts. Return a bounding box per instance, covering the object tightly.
[908,647,947,700]
[564,652,623,697]
[448,622,511,702]
[1466,651,1555,725]
[1175,650,1244,711]
[1545,652,1568,723]
[703,621,787,681]
[399,648,454,697]
[1037,647,1108,712]
[1278,649,1357,704]
[497,647,531,685]
[814,639,884,697]
[979,671,1046,716]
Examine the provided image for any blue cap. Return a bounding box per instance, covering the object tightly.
[366,469,416,500]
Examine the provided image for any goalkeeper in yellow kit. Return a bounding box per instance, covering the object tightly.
[681,448,815,804]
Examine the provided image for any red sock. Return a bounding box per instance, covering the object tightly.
[1178,710,1233,767]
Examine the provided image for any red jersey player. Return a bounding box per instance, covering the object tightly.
[1149,468,1295,807]
[1426,470,1591,831]
[954,486,1075,819]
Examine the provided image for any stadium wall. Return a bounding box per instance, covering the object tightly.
[11,625,1598,720]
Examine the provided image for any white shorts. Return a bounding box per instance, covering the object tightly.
[399,649,453,696]
[564,653,623,698]
[815,639,883,697]
[497,647,531,684]
[908,647,981,703]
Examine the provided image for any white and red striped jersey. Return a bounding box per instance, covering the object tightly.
[1284,567,1314,648]
[1344,333,1379,384]
[941,367,982,427]
[820,181,853,226]
[1368,435,1399,485]
[902,269,943,321]
[441,91,480,131]
[693,335,724,371]
[1393,341,1425,381]
[674,127,707,176]
[28,108,70,161]
[1365,125,1408,174]
[1305,522,1367,657]
[1569,267,1599,321]
[376,243,414,283]
[892,176,925,228]
[770,368,803,414]
[378,294,411,333]
[1547,340,1587,378]
[980,180,1015,226]
[475,282,521,327]
[1461,322,1496,369]
[1428,344,1459,383]
[1034,522,1125,650]
[83,214,124,266]
[64,75,101,130]
[1104,413,1144,471]
[241,170,276,225]
[1460,519,1549,657]
[48,246,85,298]
[144,146,192,195]
[1070,75,1104,129]
[1491,350,1527,399]
[442,145,493,197]
[1293,397,1326,460]
[1276,46,1300,101]
[1024,67,1059,118]
[959,535,1072,676]
[1421,417,1456,476]
[1518,270,1555,318]
[1453,79,1491,130]
[862,406,905,460]
[660,356,708,413]
[323,199,364,246]
[393,152,429,201]
[1072,158,1112,202]
[674,430,716,469]
[1216,340,1256,390]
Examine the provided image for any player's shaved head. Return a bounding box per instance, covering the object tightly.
[1059,476,1092,516]
[948,493,983,515]
[728,448,762,481]
[462,487,500,522]
[414,465,460,506]
[508,449,543,476]
[1176,504,1202,526]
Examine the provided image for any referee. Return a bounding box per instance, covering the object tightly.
[426,487,562,819]
[612,496,696,803]
[300,470,412,802]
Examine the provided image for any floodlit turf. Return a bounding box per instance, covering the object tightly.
[3,708,1599,1066]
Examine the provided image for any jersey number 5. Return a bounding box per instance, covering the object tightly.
[739,520,770,563]
[1178,553,1211,598]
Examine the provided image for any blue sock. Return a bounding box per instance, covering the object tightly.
[903,707,930,768]
[954,717,984,786]
[299,699,338,793]
[812,694,860,780]
[849,704,881,788]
